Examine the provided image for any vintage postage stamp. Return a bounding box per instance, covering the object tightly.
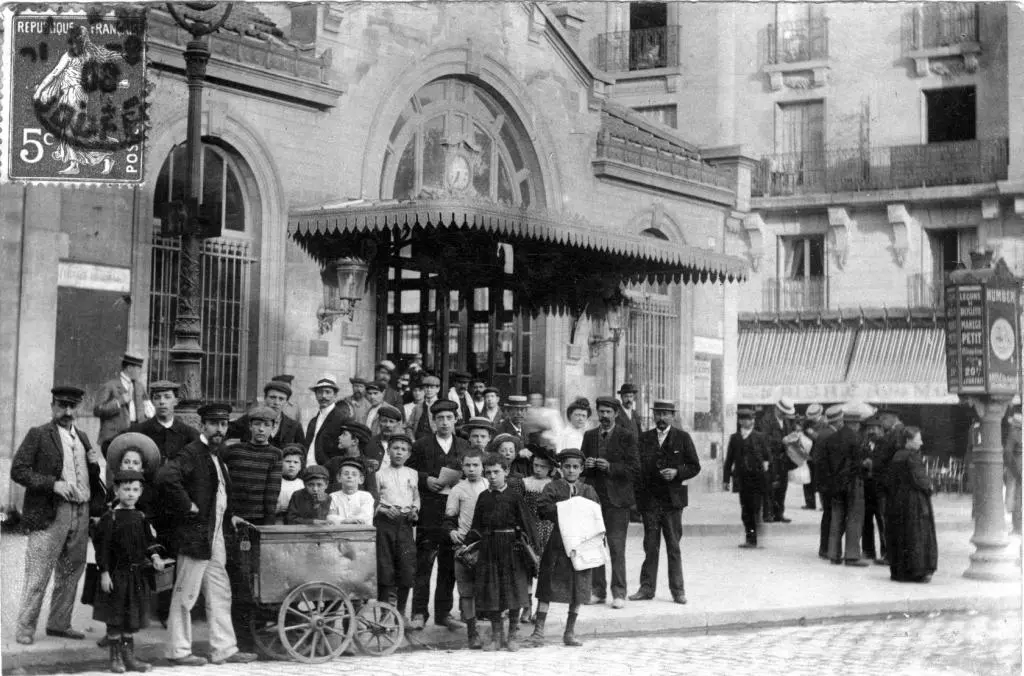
[2,5,148,185]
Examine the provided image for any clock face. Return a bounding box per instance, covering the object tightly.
[446,155,471,191]
[990,317,1016,361]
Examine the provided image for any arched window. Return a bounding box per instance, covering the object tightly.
[377,78,544,394]
[380,78,542,207]
[148,141,259,408]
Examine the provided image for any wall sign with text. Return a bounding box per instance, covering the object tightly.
[2,7,147,184]
[945,282,1021,396]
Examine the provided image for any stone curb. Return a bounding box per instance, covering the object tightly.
[4,590,1017,672]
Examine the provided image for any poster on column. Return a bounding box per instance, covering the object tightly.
[984,284,1020,395]
[2,6,148,184]
[693,359,712,414]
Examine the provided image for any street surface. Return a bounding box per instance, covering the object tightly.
[10,612,1020,676]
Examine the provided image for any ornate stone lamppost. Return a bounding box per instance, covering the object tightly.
[163,3,232,412]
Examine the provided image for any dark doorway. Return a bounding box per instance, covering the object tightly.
[925,87,976,143]
[55,286,130,404]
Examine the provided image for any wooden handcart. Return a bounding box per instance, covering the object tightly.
[237,523,405,662]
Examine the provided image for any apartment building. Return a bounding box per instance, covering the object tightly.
[582,1,1024,460]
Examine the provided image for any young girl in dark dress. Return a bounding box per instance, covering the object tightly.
[530,448,601,648]
[93,470,167,673]
[520,447,555,623]
[465,453,539,652]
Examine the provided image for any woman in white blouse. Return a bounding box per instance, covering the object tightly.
[555,398,593,452]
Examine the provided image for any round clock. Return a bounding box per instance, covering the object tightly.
[990,317,1016,361]
[446,154,471,191]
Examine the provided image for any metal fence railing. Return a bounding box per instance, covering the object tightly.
[752,138,1008,197]
[592,25,680,73]
[767,18,829,65]
[904,2,978,51]
[596,132,733,190]
[907,273,945,308]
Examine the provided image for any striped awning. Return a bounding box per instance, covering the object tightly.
[739,325,958,405]
[738,326,855,387]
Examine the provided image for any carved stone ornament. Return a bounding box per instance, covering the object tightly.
[742,212,766,271]
[827,207,854,270]
[930,57,977,77]
[886,203,913,267]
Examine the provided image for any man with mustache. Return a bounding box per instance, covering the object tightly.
[581,396,640,609]
[156,403,257,666]
[12,386,104,645]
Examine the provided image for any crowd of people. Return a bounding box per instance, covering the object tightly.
[10,354,703,669]
[723,397,940,583]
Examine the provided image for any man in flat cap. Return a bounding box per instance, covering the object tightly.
[616,384,643,440]
[581,396,641,609]
[129,380,199,464]
[479,387,505,427]
[94,354,152,454]
[408,374,443,440]
[12,386,104,645]
[631,401,700,604]
[343,376,372,424]
[304,375,354,468]
[227,380,303,449]
[723,409,771,549]
[860,414,888,565]
[407,399,470,631]
[368,405,403,472]
[469,377,488,418]
[812,405,843,558]
[758,397,797,523]
[821,408,869,566]
[374,360,405,412]
[270,375,303,427]
[156,403,257,666]
[447,371,474,422]
[365,380,394,435]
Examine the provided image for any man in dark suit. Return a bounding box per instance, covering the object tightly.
[407,400,470,631]
[303,375,353,467]
[723,408,771,548]
[375,360,405,412]
[227,380,303,449]
[615,383,642,439]
[630,401,700,604]
[757,397,796,523]
[129,380,199,463]
[581,396,641,609]
[822,408,869,566]
[156,403,257,666]
[812,405,842,558]
[93,353,151,454]
[497,395,529,438]
[12,386,104,645]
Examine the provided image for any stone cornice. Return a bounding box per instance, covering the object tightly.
[592,158,736,207]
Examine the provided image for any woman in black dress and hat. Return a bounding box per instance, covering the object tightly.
[886,426,938,583]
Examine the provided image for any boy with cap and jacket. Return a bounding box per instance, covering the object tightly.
[285,465,333,525]
[375,433,420,611]
[723,409,771,548]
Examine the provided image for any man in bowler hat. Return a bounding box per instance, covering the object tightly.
[630,401,700,604]
[94,353,151,454]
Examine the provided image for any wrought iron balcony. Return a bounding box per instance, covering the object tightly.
[767,19,829,64]
[752,138,1008,197]
[907,273,945,308]
[763,277,828,313]
[906,2,978,51]
[593,26,680,73]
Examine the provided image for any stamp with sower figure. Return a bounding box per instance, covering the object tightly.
[3,6,147,184]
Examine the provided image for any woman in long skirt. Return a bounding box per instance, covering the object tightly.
[886,426,938,583]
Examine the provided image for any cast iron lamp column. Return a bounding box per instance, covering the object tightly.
[164,3,232,411]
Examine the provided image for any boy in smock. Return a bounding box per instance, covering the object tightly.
[327,458,375,525]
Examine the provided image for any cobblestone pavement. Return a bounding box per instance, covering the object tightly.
[24,611,1020,676]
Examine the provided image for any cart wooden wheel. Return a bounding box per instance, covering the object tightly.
[249,615,288,661]
[353,601,405,657]
[277,582,355,663]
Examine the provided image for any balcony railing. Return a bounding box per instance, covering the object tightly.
[752,138,1008,197]
[596,132,733,189]
[767,19,829,64]
[906,3,978,51]
[907,273,945,308]
[763,277,828,313]
[593,26,680,73]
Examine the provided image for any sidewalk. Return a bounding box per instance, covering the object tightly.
[2,493,1017,672]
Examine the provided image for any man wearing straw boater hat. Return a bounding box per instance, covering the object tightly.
[304,375,353,468]
[630,401,700,604]
[758,397,797,523]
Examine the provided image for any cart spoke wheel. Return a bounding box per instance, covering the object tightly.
[249,615,288,661]
[277,582,355,663]
[354,601,405,657]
